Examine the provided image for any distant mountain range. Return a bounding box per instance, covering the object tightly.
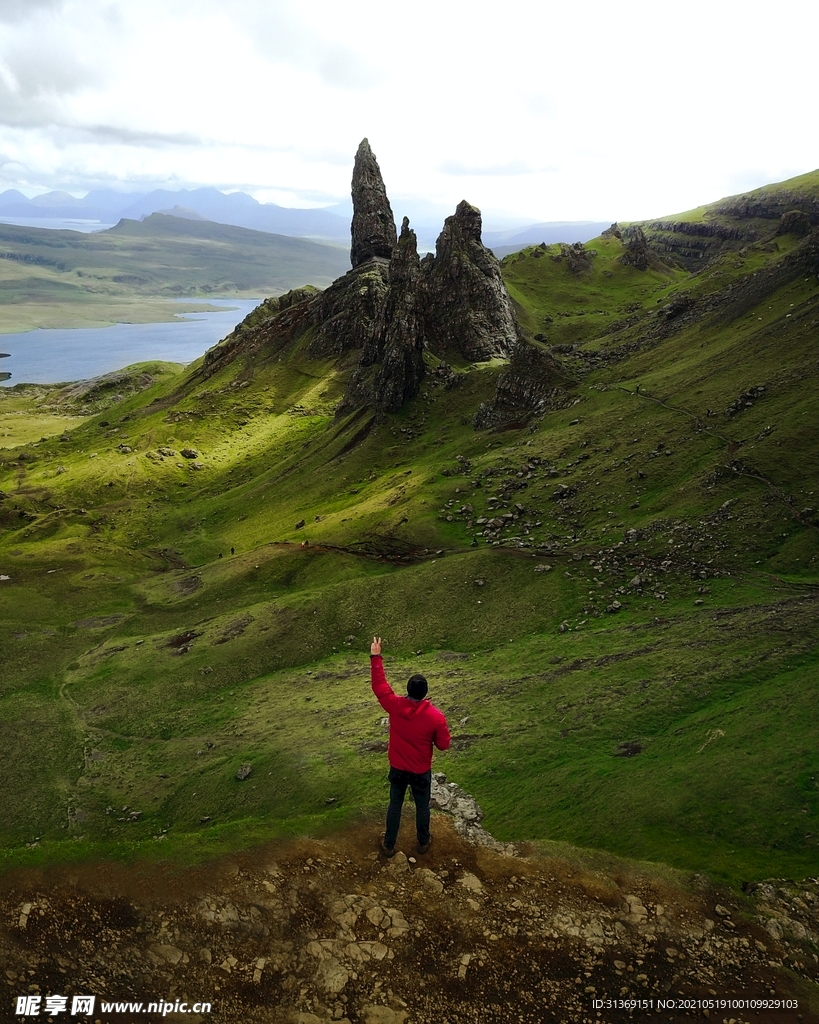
[0,187,351,242]
[0,187,610,253]
[484,222,611,256]
[0,212,352,335]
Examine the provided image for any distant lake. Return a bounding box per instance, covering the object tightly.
[0,299,262,387]
[0,216,116,233]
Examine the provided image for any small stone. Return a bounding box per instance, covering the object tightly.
[150,944,184,966]
[458,872,484,892]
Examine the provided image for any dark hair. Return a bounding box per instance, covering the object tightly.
[407,673,428,700]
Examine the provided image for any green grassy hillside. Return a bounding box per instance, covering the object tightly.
[1,173,818,887]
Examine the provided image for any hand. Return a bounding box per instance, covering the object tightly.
[371,636,382,656]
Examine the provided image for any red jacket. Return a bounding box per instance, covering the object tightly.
[370,655,451,773]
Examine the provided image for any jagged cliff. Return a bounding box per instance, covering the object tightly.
[641,186,819,269]
[197,140,528,419]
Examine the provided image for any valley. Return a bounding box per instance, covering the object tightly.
[1,147,818,1021]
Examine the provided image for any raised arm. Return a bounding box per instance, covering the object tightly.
[370,635,400,712]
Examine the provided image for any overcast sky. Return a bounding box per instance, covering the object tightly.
[1,0,817,225]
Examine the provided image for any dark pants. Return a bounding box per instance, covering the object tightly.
[385,766,431,848]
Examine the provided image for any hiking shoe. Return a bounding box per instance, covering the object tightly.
[379,835,396,858]
[417,837,432,855]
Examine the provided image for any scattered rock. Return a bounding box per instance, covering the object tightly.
[0,822,814,1024]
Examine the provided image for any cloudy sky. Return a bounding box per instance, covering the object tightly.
[1,0,817,225]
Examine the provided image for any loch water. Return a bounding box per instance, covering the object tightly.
[0,299,261,386]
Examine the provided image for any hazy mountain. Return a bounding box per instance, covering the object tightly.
[0,188,35,208]
[0,186,351,242]
[0,212,352,312]
[486,221,611,257]
[0,187,608,251]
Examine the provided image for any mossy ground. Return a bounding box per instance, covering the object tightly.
[1,210,818,889]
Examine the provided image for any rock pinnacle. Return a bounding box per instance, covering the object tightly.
[350,138,397,269]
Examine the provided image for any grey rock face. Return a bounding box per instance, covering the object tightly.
[777,209,812,237]
[619,225,653,271]
[474,339,572,429]
[337,220,426,416]
[311,259,391,358]
[423,200,521,362]
[371,218,427,413]
[350,139,397,269]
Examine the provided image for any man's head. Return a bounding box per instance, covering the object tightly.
[407,673,428,700]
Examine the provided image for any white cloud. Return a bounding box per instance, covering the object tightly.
[0,0,817,223]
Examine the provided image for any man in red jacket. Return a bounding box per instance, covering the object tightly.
[370,635,451,856]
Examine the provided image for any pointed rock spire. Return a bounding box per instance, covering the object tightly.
[423,200,521,362]
[373,217,426,412]
[350,139,397,268]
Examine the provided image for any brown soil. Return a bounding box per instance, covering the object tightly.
[2,817,817,1024]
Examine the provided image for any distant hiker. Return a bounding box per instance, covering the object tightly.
[369,635,451,857]
[231,546,235,555]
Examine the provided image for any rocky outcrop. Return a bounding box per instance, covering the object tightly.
[619,225,652,270]
[431,772,516,854]
[776,209,812,237]
[422,201,520,362]
[196,140,525,417]
[473,339,573,429]
[642,186,819,269]
[338,219,427,416]
[552,241,594,274]
[2,821,814,1024]
[714,189,819,226]
[371,218,427,412]
[338,184,522,414]
[310,259,391,358]
[350,139,397,269]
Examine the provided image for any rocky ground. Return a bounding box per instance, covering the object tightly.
[2,788,818,1024]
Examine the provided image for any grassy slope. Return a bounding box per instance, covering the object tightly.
[0,215,350,333]
[1,193,818,886]
[655,168,819,225]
